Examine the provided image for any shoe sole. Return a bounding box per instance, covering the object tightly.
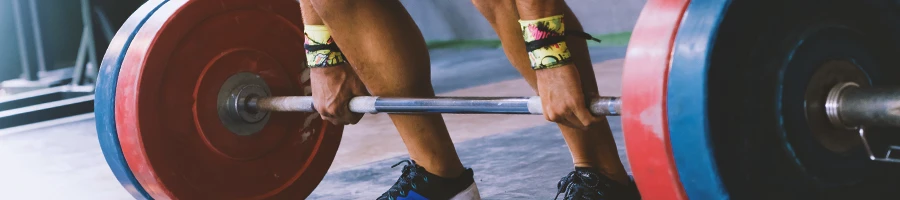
[450,182,481,200]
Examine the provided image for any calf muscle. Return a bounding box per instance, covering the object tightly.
[304,0,465,178]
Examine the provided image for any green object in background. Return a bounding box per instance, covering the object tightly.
[590,31,631,47]
[426,31,632,49]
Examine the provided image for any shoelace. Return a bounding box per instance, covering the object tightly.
[383,160,425,200]
[553,170,608,200]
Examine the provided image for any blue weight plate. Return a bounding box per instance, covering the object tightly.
[669,0,900,199]
[666,0,729,199]
[95,1,168,199]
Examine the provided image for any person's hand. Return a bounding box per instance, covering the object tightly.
[535,65,602,130]
[310,65,369,125]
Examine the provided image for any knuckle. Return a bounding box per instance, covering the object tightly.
[321,116,338,123]
[318,111,335,118]
[574,121,588,128]
[547,114,562,122]
[581,119,592,127]
[323,106,342,116]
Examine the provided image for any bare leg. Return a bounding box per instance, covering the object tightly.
[304,0,465,178]
[472,0,629,184]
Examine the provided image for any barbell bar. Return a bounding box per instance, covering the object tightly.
[248,96,622,115]
[232,82,900,130]
[827,82,900,129]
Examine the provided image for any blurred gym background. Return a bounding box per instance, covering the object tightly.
[0,0,143,130]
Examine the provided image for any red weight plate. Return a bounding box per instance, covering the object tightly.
[115,0,342,199]
[621,0,690,200]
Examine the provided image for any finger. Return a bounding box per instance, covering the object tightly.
[318,110,335,119]
[573,107,603,128]
[544,106,580,129]
[542,105,556,122]
[332,114,351,125]
[320,115,342,125]
[312,101,323,114]
[326,105,353,125]
[564,113,589,130]
[321,106,349,125]
[338,105,364,125]
[557,112,586,130]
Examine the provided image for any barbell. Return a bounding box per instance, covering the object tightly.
[225,73,900,128]
[93,0,900,199]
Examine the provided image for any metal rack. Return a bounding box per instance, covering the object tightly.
[0,0,106,130]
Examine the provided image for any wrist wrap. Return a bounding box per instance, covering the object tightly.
[519,15,572,70]
[304,25,348,68]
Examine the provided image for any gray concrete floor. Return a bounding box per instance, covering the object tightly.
[308,119,629,200]
[399,0,645,41]
[0,47,627,200]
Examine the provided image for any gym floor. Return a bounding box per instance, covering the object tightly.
[0,46,629,200]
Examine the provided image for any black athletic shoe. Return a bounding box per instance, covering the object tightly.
[554,167,642,200]
[377,160,481,200]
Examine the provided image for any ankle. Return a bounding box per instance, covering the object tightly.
[411,159,466,179]
[426,166,466,179]
[573,166,631,185]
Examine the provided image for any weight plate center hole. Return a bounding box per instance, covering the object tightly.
[217,72,272,136]
[804,60,869,153]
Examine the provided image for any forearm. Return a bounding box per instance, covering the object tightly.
[299,0,323,25]
[515,0,599,96]
[300,0,350,70]
[515,0,566,20]
[473,0,594,93]
[471,0,539,89]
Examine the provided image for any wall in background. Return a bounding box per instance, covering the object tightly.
[0,0,85,82]
[399,0,647,41]
[0,0,142,84]
[0,4,19,82]
[1,0,647,83]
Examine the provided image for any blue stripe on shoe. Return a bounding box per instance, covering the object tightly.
[397,191,429,200]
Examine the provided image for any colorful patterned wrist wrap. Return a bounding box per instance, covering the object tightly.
[304,25,347,68]
[519,15,572,70]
